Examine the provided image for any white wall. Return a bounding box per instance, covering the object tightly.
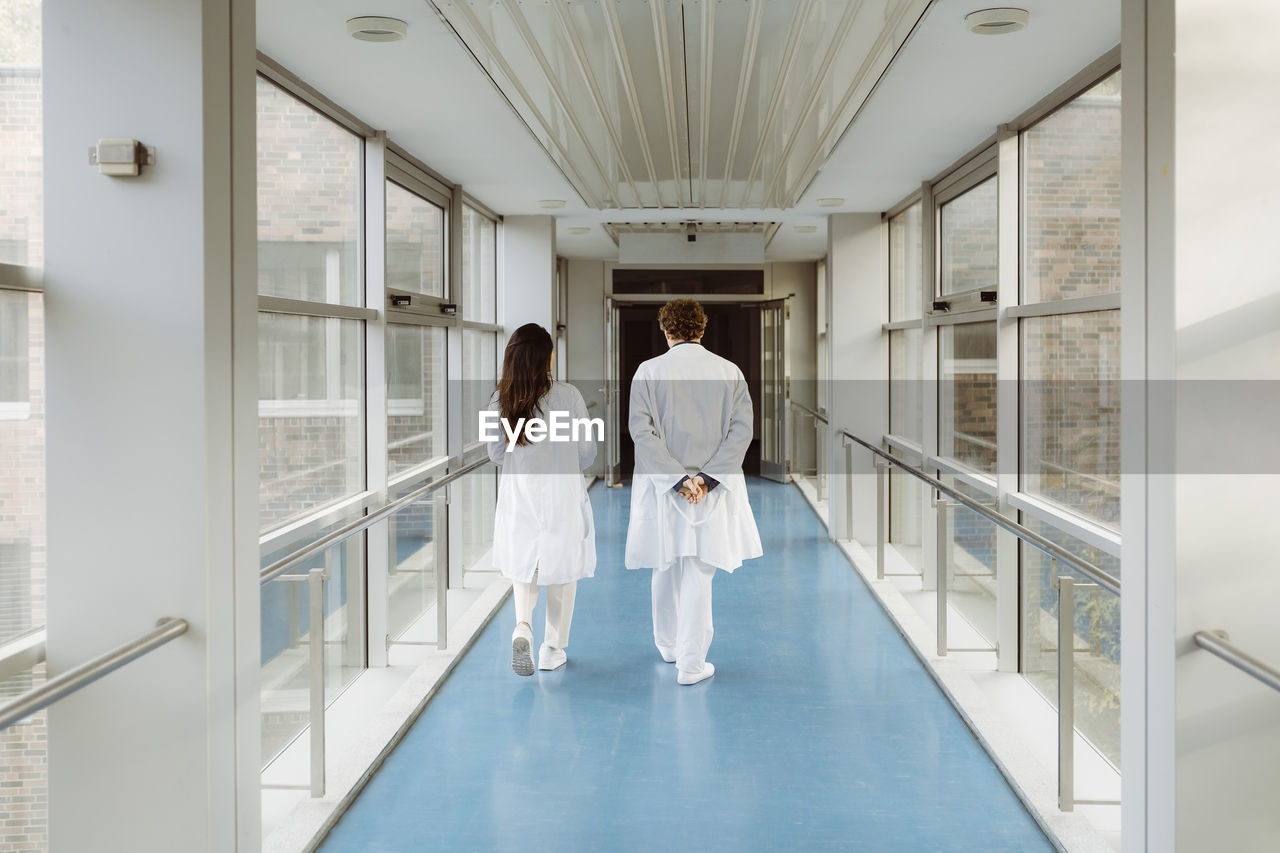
[43,0,259,849]
[1127,1,1280,849]
[500,216,556,347]
[826,214,886,542]
[565,259,606,479]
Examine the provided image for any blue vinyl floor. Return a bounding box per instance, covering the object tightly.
[320,479,1052,852]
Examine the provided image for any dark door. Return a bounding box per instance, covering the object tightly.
[617,302,761,479]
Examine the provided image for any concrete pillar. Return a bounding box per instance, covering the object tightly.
[825,213,886,543]
[43,0,259,849]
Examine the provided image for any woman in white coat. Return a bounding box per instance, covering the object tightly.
[485,323,597,676]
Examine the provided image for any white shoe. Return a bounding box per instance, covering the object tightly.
[657,645,676,664]
[511,624,534,677]
[677,662,715,685]
[538,644,567,671]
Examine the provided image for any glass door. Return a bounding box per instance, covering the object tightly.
[760,299,788,483]
[604,299,621,485]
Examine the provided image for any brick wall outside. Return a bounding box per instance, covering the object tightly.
[256,78,445,531]
[1022,85,1122,526]
[0,289,45,853]
[940,177,997,295]
[0,68,40,267]
[2,12,47,846]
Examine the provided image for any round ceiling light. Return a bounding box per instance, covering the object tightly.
[538,199,567,209]
[817,197,845,208]
[566,227,591,235]
[965,8,1029,35]
[347,16,407,42]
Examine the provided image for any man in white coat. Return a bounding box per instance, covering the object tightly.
[625,298,763,685]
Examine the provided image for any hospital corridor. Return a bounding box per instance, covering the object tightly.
[2,0,1278,852]
[321,480,1050,852]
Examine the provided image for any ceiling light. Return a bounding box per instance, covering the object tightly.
[538,199,566,209]
[346,17,407,42]
[817,197,844,208]
[793,225,818,234]
[566,227,591,235]
[965,8,1029,35]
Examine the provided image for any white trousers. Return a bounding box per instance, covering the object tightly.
[512,569,577,650]
[651,556,717,674]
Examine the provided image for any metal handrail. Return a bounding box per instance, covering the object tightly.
[838,427,1120,595]
[790,400,829,425]
[260,456,493,585]
[0,618,189,730]
[1194,630,1280,693]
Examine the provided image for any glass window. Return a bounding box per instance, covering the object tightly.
[387,495,445,642]
[387,324,447,477]
[1021,311,1120,527]
[458,466,497,580]
[940,176,997,296]
[386,181,444,298]
[945,477,998,647]
[0,290,43,646]
[462,206,496,323]
[464,328,497,445]
[0,292,29,403]
[256,77,361,305]
[258,313,364,531]
[1020,517,1120,767]
[1023,72,1122,303]
[259,533,364,768]
[888,447,923,568]
[889,327,922,443]
[0,0,42,268]
[0,7,46,848]
[939,322,997,474]
[889,202,922,321]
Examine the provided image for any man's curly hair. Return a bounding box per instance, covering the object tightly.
[658,298,707,341]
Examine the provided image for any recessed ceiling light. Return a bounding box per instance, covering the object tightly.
[794,225,818,234]
[566,227,591,235]
[817,197,844,208]
[538,199,566,209]
[965,8,1029,35]
[346,17,407,42]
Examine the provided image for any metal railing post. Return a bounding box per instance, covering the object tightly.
[876,460,888,580]
[308,567,327,798]
[817,422,828,503]
[936,498,951,657]
[288,582,301,649]
[790,407,798,479]
[1055,565,1073,811]
[844,440,854,542]
[437,486,450,651]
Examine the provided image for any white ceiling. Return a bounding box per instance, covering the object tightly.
[430,0,931,212]
[258,0,1120,262]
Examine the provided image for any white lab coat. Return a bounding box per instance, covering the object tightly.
[486,382,598,585]
[624,343,763,572]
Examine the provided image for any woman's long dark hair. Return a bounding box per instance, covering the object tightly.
[497,323,554,446]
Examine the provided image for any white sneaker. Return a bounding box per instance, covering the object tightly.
[538,644,567,671]
[677,662,715,685]
[511,624,534,677]
[657,645,676,664]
